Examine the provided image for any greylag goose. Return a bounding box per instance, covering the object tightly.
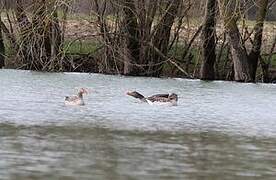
[65,88,88,106]
[126,91,178,106]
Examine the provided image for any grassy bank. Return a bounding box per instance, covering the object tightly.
[1,11,275,81]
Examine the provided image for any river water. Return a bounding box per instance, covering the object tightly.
[0,69,276,180]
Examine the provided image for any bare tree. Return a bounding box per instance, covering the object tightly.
[122,0,140,75]
[15,0,31,68]
[147,0,181,77]
[248,0,269,81]
[200,0,217,80]
[220,0,252,82]
[0,0,273,82]
[13,0,63,70]
[0,15,4,68]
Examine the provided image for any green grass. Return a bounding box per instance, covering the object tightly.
[168,43,203,64]
[272,55,276,67]
[2,38,101,60]
[64,40,101,54]
[262,54,276,67]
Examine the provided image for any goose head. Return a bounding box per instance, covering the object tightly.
[126,91,144,99]
[78,88,88,97]
[169,93,178,101]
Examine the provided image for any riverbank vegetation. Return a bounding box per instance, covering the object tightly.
[0,0,275,82]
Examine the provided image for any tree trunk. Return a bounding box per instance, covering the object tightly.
[248,0,269,81]
[148,0,181,77]
[122,0,140,75]
[260,60,270,83]
[200,0,217,80]
[0,15,5,68]
[221,0,252,82]
[261,36,276,83]
[138,0,158,67]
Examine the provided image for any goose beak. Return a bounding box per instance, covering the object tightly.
[79,88,89,94]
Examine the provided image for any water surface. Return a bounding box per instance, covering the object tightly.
[0,69,276,180]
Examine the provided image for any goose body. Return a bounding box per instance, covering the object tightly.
[65,88,88,106]
[127,91,178,106]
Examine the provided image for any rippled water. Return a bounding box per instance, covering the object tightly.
[1,69,276,180]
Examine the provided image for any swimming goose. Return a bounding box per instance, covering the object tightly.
[65,88,88,106]
[126,91,178,106]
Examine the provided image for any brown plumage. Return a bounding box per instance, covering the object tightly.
[126,91,178,106]
[65,88,88,106]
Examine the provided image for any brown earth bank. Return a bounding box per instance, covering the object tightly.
[0,0,276,83]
